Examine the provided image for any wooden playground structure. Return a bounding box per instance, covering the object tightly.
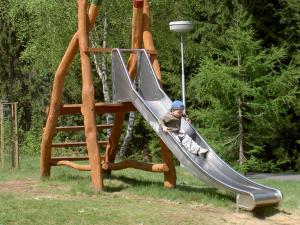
[40,0,176,191]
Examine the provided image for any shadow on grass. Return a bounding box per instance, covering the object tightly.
[104,174,234,202]
[52,173,90,181]
[49,171,234,204]
[252,205,291,219]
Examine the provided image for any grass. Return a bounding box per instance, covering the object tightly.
[0,155,300,224]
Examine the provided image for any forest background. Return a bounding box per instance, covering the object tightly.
[0,0,299,173]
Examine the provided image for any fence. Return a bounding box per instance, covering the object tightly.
[0,102,19,168]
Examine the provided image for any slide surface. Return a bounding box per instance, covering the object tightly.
[111,48,282,210]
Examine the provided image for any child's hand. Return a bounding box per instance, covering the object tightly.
[184,115,191,123]
[163,126,170,133]
[182,113,191,123]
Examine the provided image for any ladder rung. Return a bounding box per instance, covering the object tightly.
[51,157,89,162]
[54,124,113,132]
[85,48,157,55]
[52,141,109,148]
[86,47,112,53]
[145,49,157,55]
[59,102,136,115]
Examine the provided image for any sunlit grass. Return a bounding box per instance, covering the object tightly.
[1,155,299,213]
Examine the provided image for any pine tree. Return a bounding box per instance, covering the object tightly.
[187,5,298,172]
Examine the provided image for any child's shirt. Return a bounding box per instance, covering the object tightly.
[158,112,181,133]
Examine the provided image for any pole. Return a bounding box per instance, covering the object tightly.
[14,103,19,168]
[11,104,15,168]
[180,34,186,113]
[0,103,4,168]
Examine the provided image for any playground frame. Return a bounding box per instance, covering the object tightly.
[40,0,176,191]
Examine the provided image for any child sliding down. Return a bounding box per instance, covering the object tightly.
[158,100,209,156]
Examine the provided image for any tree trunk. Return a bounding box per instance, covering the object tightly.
[236,53,245,166]
[118,111,136,159]
[92,10,113,135]
[238,97,245,165]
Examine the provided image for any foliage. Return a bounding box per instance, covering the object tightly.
[187,3,299,171]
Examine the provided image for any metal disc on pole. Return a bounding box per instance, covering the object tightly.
[169,21,193,113]
[169,21,193,33]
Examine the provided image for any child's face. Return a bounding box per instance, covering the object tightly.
[171,109,183,118]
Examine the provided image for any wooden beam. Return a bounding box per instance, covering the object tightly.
[59,102,136,115]
[86,47,112,53]
[105,112,125,163]
[52,124,113,132]
[127,0,144,79]
[86,47,156,55]
[102,160,169,172]
[51,157,89,162]
[51,156,105,163]
[52,140,108,148]
[78,0,103,191]
[51,160,91,171]
[143,0,161,83]
[160,140,176,188]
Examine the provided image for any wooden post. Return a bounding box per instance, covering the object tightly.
[160,140,176,188]
[10,104,15,168]
[102,160,169,172]
[142,0,161,83]
[128,0,144,79]
[0,103,4,168]
[40,3,100,177]
[13,103,19,168]
[104,0,144,170]
[78,0,103,192]
[105,112,125,163]
[143,0,176,188]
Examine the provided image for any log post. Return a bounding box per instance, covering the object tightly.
[78,0,103,192]
[128,0,144,79]
[53,161,91,171]
[142,0,161,83]
[160,140,176,188]
[104,0,144,169]
[143,0,176,188]
[105,112,125,163]
[40,3,100,177]
[102,160,169,172]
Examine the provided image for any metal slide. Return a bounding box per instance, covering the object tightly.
[111,48,282,211]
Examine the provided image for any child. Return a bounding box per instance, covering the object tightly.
[158,100,208,156]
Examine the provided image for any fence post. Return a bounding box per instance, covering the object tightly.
[11,104,15,168]
[10,103,19,168]
[14,103,19,168]
[0,103,4,168]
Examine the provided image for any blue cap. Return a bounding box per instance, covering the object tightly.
[171,100,184,110]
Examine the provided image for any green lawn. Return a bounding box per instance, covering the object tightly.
[0,156,299,225]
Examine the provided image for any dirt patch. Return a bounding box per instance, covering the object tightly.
[0,179,299,225]
[106,191,300,225]
[0,179,44,194]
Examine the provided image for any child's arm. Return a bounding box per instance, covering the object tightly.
[158,117,171,133]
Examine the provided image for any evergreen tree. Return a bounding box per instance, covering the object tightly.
[187,5,298,172]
